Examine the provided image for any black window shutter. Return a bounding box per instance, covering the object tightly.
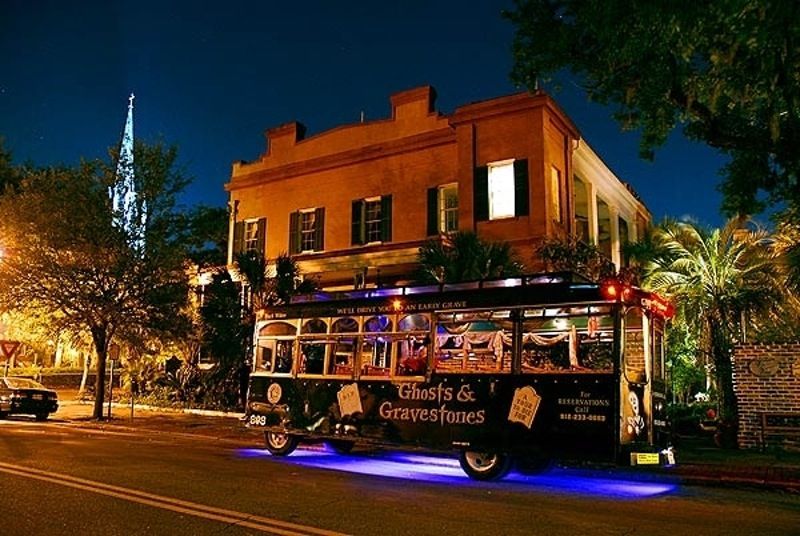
[256,217,267,255]
[514,159,529,217]
[351,200,364,246]
[474,166,489,221]
[426,187,439,236]
[381,195,392,242]
[233,221,244,255]
[289,212,300,254]
[314,207,325,251]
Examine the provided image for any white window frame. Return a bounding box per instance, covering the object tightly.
[439,183,459,234]
[300,208,317,253]
[243,219,260,253]
[364,196,383,244]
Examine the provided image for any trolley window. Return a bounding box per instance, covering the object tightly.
[623,307,647,384]
[434,311,512,373]
[396,313,431,377]
[360,315,393,378]
[521,306,614,373]
[256,321,297,373]
[329,317,358,376]
[298,318,328,375]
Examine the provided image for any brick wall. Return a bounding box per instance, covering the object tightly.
[733,344,800,449]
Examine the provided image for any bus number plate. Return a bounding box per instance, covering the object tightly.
[249,414,267,426]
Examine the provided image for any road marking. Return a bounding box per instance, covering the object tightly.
[0,461,349,536]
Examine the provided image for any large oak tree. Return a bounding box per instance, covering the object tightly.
[0,142,191,419]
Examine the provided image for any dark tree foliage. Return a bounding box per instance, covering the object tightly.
[199,269,251,408]
[181,205,229,268]
[535,235,616,282]
[0,138,26,195]
[506,1,800,216]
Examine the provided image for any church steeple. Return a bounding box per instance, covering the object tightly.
[111,93,146,251]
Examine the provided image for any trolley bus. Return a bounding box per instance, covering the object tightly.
[244,272,673,480]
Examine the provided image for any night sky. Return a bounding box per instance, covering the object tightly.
[1,1,729,226]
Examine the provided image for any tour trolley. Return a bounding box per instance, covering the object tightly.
[244,272,673,480]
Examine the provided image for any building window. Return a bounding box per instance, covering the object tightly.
[618,216,629,266]
[301,211,316,251]
[550,166,562,223]
[233,217,266,256]
[473,159,528,222]
[289,208,325,254]
[574,176,590,242]
[488,160,515,220]
[365,198,383,243]
[427,184,459,235]
[352,195,392,245]
[244,221,259,252]
[597,198,612,260]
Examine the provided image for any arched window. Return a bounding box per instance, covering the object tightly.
[258,321,297,337]
[332,317,359,333]
[364,315,393,333]
[399,314,430,332]
[301,318,327,334]
[330,317,358,376]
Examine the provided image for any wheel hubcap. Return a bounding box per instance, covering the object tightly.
[465,451,498,471]
[268,432,289,449]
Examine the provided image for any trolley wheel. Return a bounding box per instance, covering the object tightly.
[264,431,299,456]
[34,413,49,422]
[327,439,355,454]
[458,450,512,481]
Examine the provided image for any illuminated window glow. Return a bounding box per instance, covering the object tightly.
[487,160,515,220]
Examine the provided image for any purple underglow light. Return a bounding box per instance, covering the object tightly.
[236,446,677,498]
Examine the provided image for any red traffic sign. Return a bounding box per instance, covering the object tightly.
[0,340,21,359]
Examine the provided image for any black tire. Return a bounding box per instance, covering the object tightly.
[34,413,48,422]
[458,450,512,481]
[327,439,355,454]
[0,411,7,419]
[264,431,298,456]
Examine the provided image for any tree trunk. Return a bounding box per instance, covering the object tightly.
[91,327,109,420]
[710,318,737,432]
[78,353,90,394]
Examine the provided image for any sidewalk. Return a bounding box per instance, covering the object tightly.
[51,391,800,491]
[53,391,261,445]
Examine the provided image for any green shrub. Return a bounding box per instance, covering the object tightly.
[668,402,717,435]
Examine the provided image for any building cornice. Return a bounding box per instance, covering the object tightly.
[226,127,454,192]
[450,91,580,139]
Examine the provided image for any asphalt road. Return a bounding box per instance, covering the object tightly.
[1,415,799,536]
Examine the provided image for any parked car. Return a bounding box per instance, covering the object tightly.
[0,377,58,421]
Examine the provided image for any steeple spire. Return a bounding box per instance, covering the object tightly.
[111,93,146,251]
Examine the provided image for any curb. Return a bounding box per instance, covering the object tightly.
[72,399,244,419]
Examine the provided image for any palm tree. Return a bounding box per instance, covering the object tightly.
[416,232,523,284]
[639,217,785,427]
[772,208,800,295]
[234,251,317,310]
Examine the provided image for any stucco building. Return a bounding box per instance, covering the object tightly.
[225,86,650,289]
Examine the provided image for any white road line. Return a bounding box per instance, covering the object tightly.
[0,461,349,536]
